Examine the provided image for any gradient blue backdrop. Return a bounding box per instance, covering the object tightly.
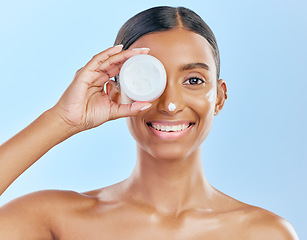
[0,0,306,238]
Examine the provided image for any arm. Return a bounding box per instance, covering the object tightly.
[0,109,74,196]
[0,46,152,238]
[0,45,151,196]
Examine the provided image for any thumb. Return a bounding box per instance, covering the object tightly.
[110,102,152,119]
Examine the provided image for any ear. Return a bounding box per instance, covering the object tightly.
[106,80,121,104]
[214,79,227,116]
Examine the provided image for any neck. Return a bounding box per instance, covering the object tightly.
[123,145,215,216]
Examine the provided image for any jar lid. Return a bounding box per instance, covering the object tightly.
[119,54,167,102]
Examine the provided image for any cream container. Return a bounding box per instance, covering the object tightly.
[119,54,167,102]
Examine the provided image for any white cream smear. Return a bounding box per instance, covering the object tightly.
[206,89,215,103]
[168,102,176,111]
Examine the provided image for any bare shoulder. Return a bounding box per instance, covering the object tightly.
[240,205,299,240]
[0,189,98,239]
[1,189,97,211]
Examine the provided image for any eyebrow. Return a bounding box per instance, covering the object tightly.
[179,62,210,72]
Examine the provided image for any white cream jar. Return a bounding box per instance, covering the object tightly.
[119,54,167,102]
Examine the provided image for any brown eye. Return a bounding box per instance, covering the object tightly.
[183,77,205,85]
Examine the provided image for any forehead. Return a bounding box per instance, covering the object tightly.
[128,28,216,76]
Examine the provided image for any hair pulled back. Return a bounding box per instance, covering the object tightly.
[114,6,220,80]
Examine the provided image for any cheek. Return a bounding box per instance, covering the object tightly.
[206,89,216,103]
[186,90,216,140]
[126,115,146,144]
[126,118,137,139]
[186,87,216,116]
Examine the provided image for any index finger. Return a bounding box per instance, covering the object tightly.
[84,45,124,71]
[94,48,150,77]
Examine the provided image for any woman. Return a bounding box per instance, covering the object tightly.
[0,6,298,239]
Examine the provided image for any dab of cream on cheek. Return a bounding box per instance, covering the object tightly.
[206,89,215,103]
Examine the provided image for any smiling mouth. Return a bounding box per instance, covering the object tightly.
[146,122,195,132]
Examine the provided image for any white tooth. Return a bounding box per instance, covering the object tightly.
[172,125,178,131]
[151,123,191,132]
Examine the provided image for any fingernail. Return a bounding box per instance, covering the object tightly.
[132,47,150,51]
[140,103,152,111]
[131,102,152,112]
[114,44,124,48]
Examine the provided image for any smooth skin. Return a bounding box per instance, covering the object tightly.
[0,28,298,239]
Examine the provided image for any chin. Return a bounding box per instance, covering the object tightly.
[140,142,200,162]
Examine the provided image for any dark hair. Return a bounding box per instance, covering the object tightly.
[114,6,220,81]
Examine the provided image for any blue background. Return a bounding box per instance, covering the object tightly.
[0,0,306,238]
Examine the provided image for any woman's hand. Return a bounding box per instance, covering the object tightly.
[52,45,151,133]
[0,46,152,195]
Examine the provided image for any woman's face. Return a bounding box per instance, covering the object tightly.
[121,28,225,161]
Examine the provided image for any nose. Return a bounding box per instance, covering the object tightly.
[156,80,185,115]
